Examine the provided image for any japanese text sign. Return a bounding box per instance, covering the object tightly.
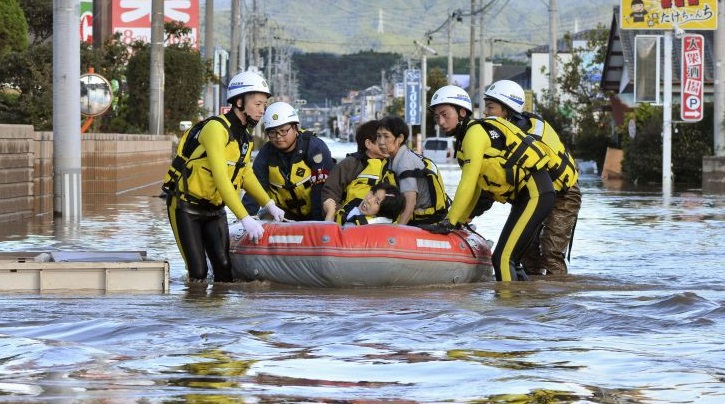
[681,33,704,122]
[620,0,717,30]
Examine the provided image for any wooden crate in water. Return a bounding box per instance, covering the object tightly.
[0,251,170,293]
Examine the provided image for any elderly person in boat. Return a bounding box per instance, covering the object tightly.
[322,119,389,224]
[376,116,449,226]
[343,182,405,226]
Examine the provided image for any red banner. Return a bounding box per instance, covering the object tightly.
[112,0,199,48]
[681,33,704,122]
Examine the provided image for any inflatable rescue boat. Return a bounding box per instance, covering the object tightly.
[229,221,494,288]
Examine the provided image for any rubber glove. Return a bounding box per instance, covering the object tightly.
[419,218,457,235]
[241,215,264,243]
[264,200,286,221]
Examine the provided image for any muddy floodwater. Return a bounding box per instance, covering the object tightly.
[0,166,724,403]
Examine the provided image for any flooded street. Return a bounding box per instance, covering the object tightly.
[1,167,724,403]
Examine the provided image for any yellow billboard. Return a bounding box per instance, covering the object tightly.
[620,0,718,30]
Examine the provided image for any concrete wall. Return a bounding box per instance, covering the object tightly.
[82,132,172,197]
[34,131,53,217]
[0,124,173,223]
[0,125,35,223]
[703,156,725,194]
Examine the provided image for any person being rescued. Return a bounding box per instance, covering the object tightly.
[162,71,285,283]
[423,85,556,282]
[322,119,389,224]
[243,101,335,221]
[375,116,450,226]
[342,182,405,226]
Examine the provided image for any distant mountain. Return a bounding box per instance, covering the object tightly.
[204,0,618,57]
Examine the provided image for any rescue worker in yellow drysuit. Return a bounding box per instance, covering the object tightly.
[243,102,334,221]
[483,80,581,275]
[162,71,285,283]
[423,85,556,282]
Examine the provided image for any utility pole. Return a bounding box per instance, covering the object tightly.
[240,2,247,72]
[447,11,454,84]
[548,0,558,99]
[479,8,486,117]
[715,0,725,156]
[476,0,500,116]
[663,30,673,197]
[53,0,82,218]
[149,0,164,135]
[230,0,240,77]
[266,23,272,88]
[381,69,387,114]
[92,0,111,48]
[469,0,477,101]
[274,37,283,98]
[415,40,438,139]
[204,0,214,116]
[252,0,259,68]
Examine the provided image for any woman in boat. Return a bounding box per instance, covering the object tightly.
[376,116,449,226]
[425,85,555,282]
[322,119,389,223]
[343,182,405,226]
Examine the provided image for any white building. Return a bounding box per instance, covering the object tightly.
[527,30,600,104]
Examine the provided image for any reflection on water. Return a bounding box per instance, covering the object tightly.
[0,171,724,402]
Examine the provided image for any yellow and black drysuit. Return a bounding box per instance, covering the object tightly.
[244,130,334,221]
[162,112,271,282]
[510,112,581,275]
[513,112,578,192]
[322,152,387,225]
[446,117,556,281]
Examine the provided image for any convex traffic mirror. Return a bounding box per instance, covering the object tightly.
[80,73,113,117]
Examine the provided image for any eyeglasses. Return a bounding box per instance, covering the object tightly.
[267,125,294,139]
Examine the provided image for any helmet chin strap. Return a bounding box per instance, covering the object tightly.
[451,115,470,139]
[243,111,259,127]
[232,98,258,128]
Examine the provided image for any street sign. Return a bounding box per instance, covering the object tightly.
[404,69,421,125]
[620,0,718,30]
[681,33,704,122]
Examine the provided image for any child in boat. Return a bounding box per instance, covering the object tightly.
[343,182,405,226]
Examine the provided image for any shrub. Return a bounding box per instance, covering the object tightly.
[621,103,713,185]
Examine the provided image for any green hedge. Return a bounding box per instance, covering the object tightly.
[621,103,713,185]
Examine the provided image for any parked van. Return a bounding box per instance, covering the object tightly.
[422,137,455,165]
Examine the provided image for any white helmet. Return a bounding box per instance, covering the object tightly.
[263,102,299,130]
[483,80,525,114]
[429,85,473,114]
[227,71,270,103]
